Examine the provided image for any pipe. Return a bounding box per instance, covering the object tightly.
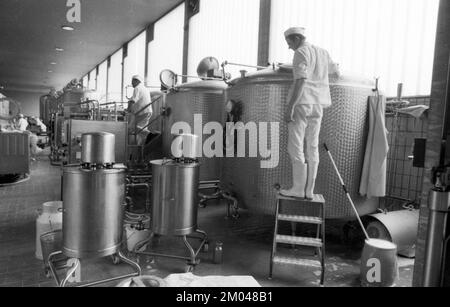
[222,61,270,70]
[423,190,450,287]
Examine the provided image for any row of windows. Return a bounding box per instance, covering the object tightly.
[82,0,440,102]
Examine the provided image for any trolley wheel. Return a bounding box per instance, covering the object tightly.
[202,243,209,253]
[111,254,121,265]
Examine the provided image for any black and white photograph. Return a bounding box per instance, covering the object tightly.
[0,0,449,292]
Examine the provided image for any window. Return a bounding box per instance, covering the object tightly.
[96,61,108,103]
[123,31,146,98]
[108,48,123,102]
[82,75,88,89]
[147,3,185,87]
[269,0,439,96]
[187,0,260,80]
[88,69,96,91]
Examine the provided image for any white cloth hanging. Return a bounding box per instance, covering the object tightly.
[359,95,389,198]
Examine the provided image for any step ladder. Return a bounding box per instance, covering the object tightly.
[269,194,326,286]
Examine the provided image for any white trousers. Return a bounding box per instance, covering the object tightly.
[287,104,323,163]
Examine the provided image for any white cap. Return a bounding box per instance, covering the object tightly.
[132,75,143,83]
[284,27,306,38]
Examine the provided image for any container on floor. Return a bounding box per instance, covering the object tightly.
[360,239,399,287]
[35,201,63,260]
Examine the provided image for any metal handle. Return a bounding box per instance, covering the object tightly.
[323,143,370,240]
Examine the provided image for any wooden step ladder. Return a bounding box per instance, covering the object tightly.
[269,194,326,286]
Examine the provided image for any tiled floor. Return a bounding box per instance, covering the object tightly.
[0,152,415,287]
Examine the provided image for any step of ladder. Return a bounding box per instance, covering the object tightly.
[275,235,323,248]
[273,255,322,268]
[277,194,325,204]
[277,214,323,225]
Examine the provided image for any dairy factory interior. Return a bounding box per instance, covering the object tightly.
[0,0,449,288]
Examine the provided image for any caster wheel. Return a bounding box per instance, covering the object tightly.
[202,243,209,253]
[112,254,121,265]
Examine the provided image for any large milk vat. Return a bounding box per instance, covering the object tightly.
[162,81,226,182]
[222,67,378,219]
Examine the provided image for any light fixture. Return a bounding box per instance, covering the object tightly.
[50,62,57,65]
[48,70,53,73]
[61,25,74,31]
[55,47,64,52]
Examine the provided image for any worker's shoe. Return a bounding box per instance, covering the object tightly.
[305,161,319,200]
[280,161,307,198]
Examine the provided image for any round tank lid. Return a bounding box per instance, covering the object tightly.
[229,64,374,88]
[173,79,227,91]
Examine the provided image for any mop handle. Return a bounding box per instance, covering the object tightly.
[323,143,370,241]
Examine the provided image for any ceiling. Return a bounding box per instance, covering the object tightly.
[0,0,183,94]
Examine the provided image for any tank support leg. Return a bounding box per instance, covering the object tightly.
[48,251,63,286]
[61,258,80,287]
[183,236,197,266]
[49,251,141,287]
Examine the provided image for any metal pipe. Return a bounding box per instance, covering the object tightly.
[48,251,63,286]
[135,95,163,117]
[79,272,139,288]
[222,61,270,70]
[136,115,163,136]
[441,235,450,286]
[423,190,450,287]
[137,251,192,262]
[61,259,80,287]
[324,143,370,240]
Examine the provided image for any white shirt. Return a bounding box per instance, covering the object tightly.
[289,42,339,107]
[130,83,152,131]
[17,118,29,131]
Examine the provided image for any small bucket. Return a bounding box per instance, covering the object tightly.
[125,226,151,252]
[360,239,399,287]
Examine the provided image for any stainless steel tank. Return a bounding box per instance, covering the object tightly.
[62,167,125,259]
[62,132,125,258]
[222,67,378,219]
[162,81,226,182]
[151,159,200,236]
[81,132,115,164]
[39,95,50,126]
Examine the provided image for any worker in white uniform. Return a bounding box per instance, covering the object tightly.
[16,114,29,131]
[127,75,152,145]
[280,27,340,200]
